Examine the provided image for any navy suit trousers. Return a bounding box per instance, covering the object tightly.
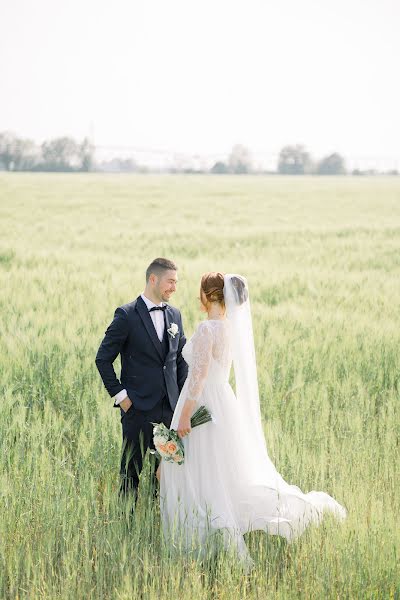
[119,394,174,499]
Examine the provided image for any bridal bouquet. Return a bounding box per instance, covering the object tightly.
[151,406,212,465]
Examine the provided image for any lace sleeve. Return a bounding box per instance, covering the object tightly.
[186,321,213,403]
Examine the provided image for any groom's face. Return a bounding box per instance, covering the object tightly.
[154,269,178,302]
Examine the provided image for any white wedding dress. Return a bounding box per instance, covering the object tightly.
[159,276,347,571]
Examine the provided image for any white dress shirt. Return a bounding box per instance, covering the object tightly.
[114,293,166,405]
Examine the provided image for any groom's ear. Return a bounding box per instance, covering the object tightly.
[148,273,157,286]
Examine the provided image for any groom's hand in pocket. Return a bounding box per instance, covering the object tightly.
[120,396,133,413]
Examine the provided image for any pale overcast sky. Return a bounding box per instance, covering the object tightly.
[0,0,399,161]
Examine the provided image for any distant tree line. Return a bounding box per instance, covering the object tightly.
[0,131,94,172]
[0,132,397,175]
[211,144,398,175]
[277,144,346,175]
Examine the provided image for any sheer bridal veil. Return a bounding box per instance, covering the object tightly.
[223,273,347,523]
[223,274,269,455]
[223,273,283,487]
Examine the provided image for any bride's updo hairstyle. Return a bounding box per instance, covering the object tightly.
[200,272,225,308]
[229,275,248,306]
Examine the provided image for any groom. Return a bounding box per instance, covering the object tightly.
[95,257,188,501]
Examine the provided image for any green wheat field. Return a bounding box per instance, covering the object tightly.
[0,174,399,599]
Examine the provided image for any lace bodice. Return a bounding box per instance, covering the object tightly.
[181,319,232,403]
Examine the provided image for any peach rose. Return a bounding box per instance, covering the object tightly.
[166,441,177,454]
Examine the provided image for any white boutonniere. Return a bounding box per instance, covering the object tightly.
[167,322,179,338]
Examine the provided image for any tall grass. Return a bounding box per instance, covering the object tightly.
[0,174,399,598]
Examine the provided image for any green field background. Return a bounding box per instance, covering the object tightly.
[0,174,399,599]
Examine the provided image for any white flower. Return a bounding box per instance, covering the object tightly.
[154,435,168,447]
[167,322,179,338]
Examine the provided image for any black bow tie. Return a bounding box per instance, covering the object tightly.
[148,305,167,312]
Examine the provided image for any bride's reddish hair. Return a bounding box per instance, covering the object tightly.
[200,272,225,307]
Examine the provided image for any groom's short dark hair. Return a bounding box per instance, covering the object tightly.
[146,257,178,282]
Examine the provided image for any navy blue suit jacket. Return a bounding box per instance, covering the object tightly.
[95,295,188,411]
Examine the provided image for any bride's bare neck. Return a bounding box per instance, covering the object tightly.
[207,302,226,320]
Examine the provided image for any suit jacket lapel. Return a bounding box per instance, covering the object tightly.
[136,296,164,361]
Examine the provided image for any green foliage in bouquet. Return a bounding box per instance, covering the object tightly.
[151,405,212,465]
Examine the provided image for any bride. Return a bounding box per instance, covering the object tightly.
[157,272,347,570]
